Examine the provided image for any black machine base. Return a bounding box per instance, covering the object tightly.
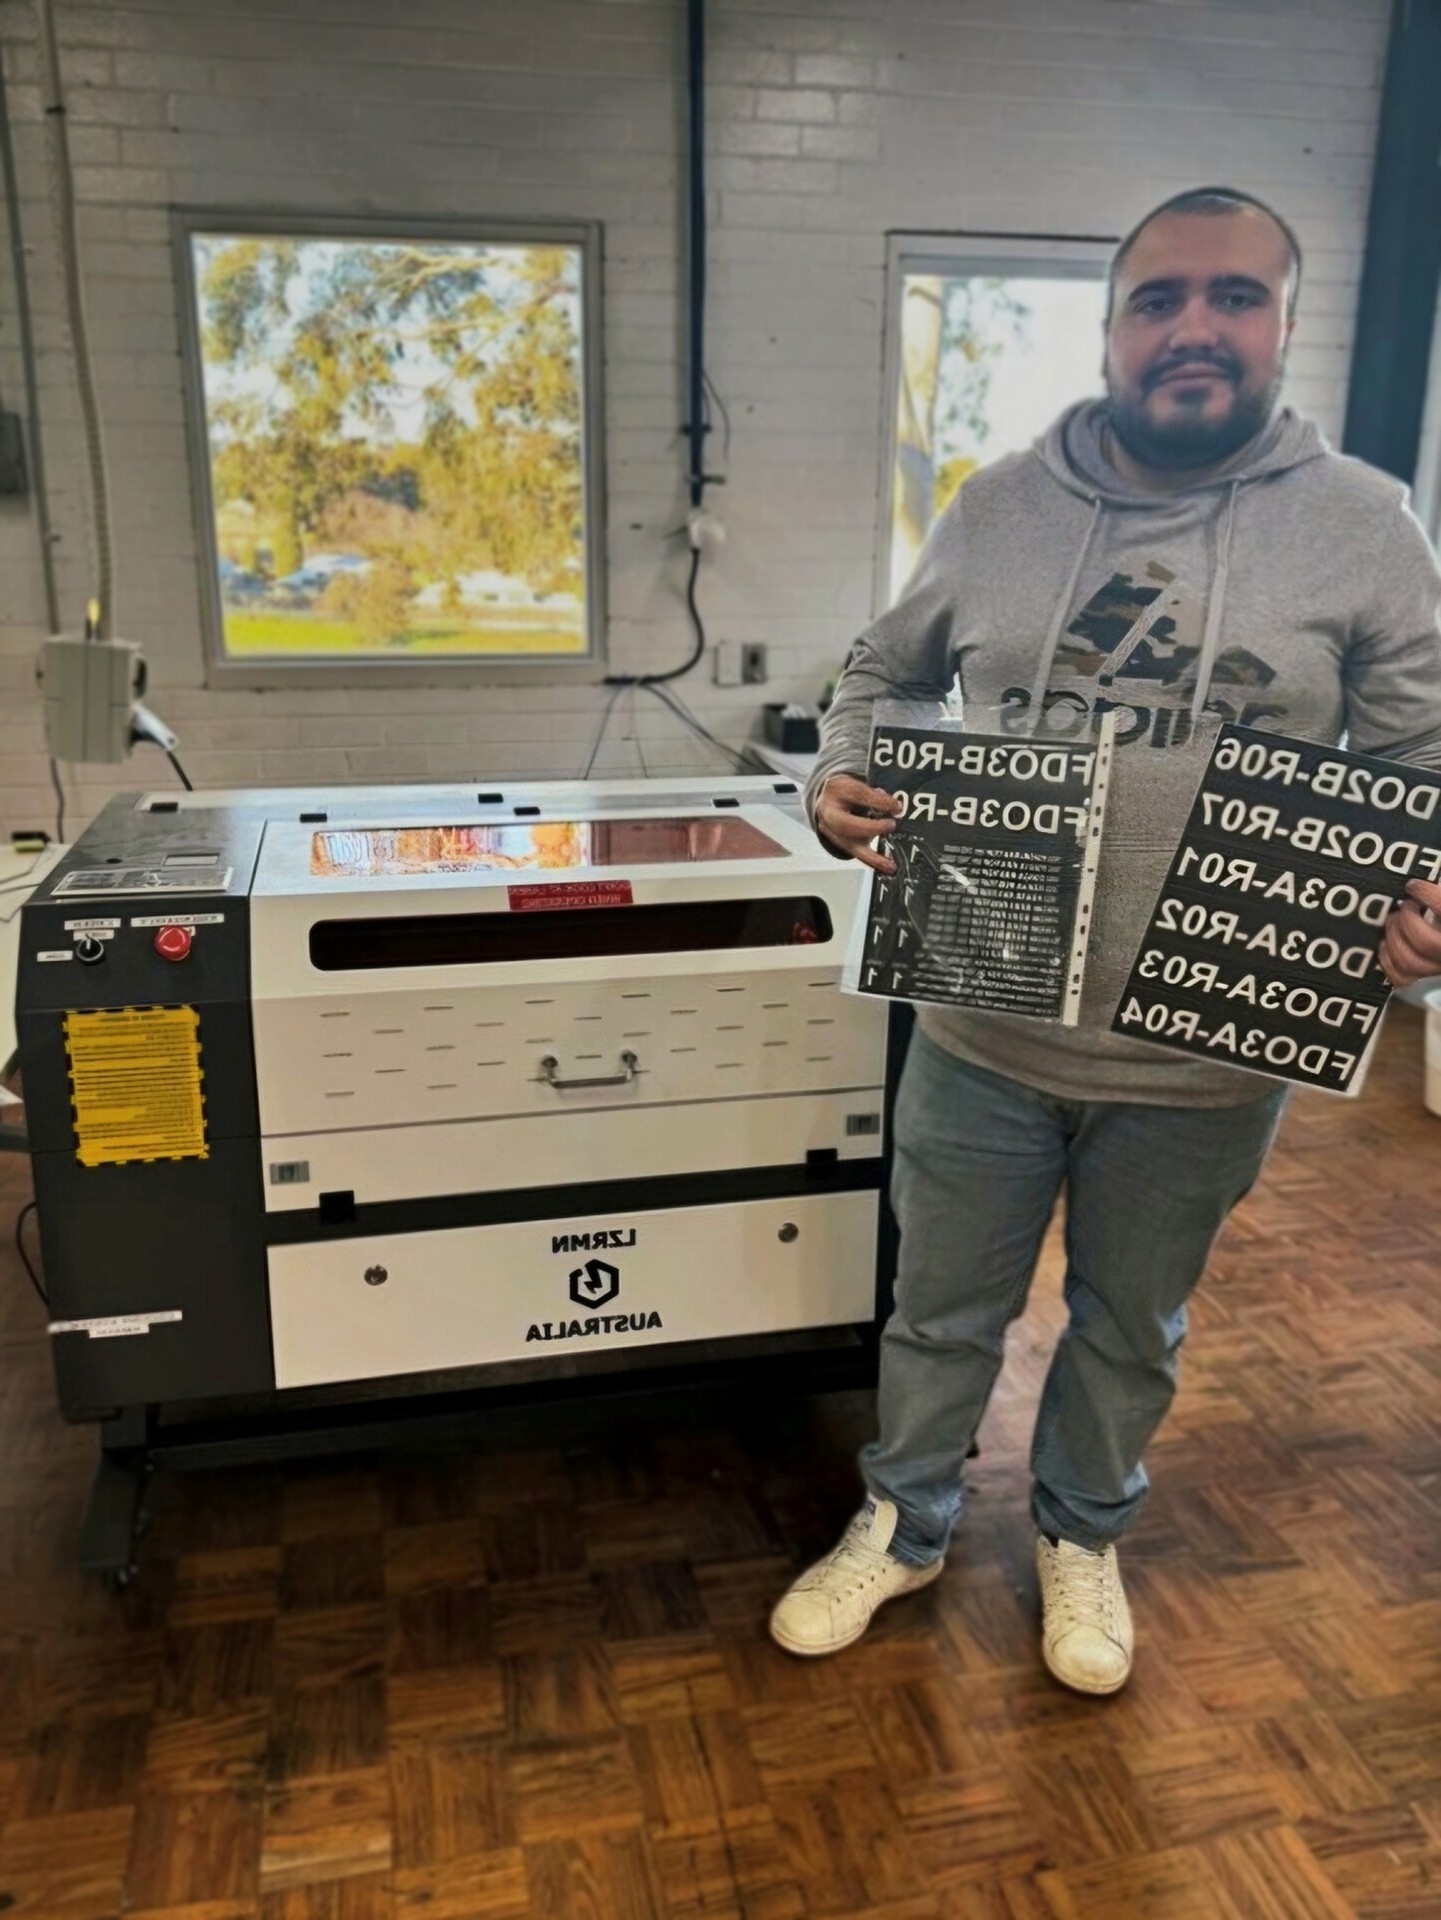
[75,1323,887,1585]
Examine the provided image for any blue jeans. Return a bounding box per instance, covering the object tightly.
[864,1029,1286,1564]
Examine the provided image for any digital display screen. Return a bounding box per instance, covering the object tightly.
[310,817,788,877]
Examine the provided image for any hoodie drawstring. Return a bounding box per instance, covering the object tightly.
[1025,495,1103,736]
[1190,479,1241,722]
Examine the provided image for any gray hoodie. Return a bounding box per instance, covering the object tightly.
[809,400,1441,1106]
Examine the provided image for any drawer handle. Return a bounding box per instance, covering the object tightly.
[539,1049,639,1091]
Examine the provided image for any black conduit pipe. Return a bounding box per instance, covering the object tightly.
[686,0,707,508]
[0,35,61,633]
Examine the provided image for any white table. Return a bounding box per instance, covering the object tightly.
[753,744,818,787]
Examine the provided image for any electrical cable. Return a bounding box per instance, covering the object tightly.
[604,545,706,692]
[0,35,60,633]
[14,1201,46,1306]
[48,756,65,843]
[703,371,731,471]
[164,747,194,791]
[34,0,114,636]
[629,685,651,778]
[0,859,43,895]
[652,676,751,763]
[582,683,626,779]
[642,680,754,775]
[0,857,44,924]
[651,544,707,685]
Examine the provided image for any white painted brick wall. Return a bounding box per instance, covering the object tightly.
[0,0,1390,837]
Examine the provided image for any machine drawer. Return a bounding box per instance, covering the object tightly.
[262,1091,885,1210]
[252,968,886,1135]
[268,1188,878,1388]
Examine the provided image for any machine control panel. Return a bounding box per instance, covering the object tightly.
[16,798,263,1022]
[36,916,215,967]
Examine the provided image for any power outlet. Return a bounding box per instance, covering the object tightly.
[740,644,767,684]
[713,640,743,687]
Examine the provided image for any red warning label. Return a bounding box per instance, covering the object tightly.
[507,881,634,912]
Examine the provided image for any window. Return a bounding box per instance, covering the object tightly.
[879,236,1113,611]
[175,212,604,682]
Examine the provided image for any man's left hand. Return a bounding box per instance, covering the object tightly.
[1379,879,1441,989]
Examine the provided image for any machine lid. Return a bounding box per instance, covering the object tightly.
[309,816,789,879]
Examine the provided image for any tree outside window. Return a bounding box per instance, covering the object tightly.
[178,217,602,677]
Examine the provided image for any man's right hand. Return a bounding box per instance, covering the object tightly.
[815,774,903,874]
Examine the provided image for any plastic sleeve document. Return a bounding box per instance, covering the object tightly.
[1113,722,1441,1092]
[851,716,1115,1023]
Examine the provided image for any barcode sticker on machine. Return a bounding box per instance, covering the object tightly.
[64,1006,208,1167]
[49,1310,183,1340]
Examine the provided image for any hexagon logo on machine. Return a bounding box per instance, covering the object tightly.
[569,1258,621,1310]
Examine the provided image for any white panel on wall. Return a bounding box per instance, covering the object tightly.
[0,0,1389,838]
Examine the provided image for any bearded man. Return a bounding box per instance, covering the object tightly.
[771,187,1441,1692]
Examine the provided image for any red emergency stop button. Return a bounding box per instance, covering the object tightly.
[154,924,193,962]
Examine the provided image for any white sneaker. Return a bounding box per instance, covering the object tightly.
[1036,1534,1134,1695]
[769,1498,943,1657]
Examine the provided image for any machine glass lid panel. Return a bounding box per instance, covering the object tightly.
[310,817,789,879]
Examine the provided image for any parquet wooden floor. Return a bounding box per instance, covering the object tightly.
[0,1008,1437,1919]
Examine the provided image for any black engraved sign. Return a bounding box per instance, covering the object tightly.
[1112,724,1441,1091]
[857,723,1109,1020]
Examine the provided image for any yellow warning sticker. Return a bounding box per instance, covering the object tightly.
[64,1006,208,1167]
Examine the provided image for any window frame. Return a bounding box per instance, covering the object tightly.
[172,207,608,689]
[1413,279,1441,547]
[875,232,1116,618]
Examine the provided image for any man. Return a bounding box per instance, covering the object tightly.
[770,187,1441,1692]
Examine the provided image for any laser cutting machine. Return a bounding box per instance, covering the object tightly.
[14,776,897,1580]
